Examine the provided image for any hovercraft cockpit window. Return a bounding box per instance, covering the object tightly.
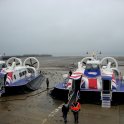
[86,64,99,70]
[0,63,7,69]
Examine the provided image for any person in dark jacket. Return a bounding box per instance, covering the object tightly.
[62,103,69,123]
[46,78,49,89]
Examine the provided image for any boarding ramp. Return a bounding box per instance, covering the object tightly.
[67,76,81,106]
[68,90,80,106]
[101,77,112,108]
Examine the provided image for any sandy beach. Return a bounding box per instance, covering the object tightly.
[0,56,124,124]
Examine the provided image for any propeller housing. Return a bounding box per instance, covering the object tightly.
[23,57,40,70]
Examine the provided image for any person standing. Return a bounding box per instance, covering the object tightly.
[62,103,69,123]
[46,78,49,89]
[69,70,72,76]
[70,101,81,123]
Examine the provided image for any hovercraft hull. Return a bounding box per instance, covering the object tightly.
[4,74,44,95]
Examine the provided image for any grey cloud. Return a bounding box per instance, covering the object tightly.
[0,0,124,56]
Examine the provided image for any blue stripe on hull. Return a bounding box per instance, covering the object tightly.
[5,74,42,87]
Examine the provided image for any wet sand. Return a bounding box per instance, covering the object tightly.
[0,56,124,124]
[46,104,124,124]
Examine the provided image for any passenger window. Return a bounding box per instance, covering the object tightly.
[19,73,22,77]
[22,71,25,75]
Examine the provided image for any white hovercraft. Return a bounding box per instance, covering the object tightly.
[0,57,44,96]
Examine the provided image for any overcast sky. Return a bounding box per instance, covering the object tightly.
[0,0,124,56]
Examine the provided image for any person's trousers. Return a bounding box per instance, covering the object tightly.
[63,113,67,122]
[73,111,79,122]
